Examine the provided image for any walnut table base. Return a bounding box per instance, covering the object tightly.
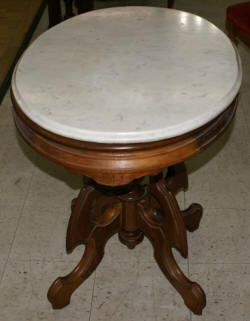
[47,163,206,315]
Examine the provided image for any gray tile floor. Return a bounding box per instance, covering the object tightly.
[0,1,249,320]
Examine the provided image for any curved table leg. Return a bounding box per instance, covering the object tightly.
[165,164,203,233]
[150,177,188,258]
[48,213,120,309]
[66,185,98,252]
[137,200,206,315]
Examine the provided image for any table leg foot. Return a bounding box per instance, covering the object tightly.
[182,203,203,232]
[137,200,206,315]
[48,209,120,309]
[48,237,103,309]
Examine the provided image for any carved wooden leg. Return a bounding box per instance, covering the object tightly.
[165,164,203,233]
[66,185,98,252]
[48,213,120,309]
[137,199,206,315]
[150,177,188,257]
[118,188,145,249]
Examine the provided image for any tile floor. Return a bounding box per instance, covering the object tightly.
[0,1,249,320]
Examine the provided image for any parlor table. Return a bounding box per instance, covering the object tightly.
[11,7,242,315]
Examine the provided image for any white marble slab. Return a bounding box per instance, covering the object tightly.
[12,7,242,143]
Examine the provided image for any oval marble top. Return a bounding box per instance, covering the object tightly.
[12,6,242,143]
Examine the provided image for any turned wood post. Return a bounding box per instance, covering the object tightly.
[118,185,145,249]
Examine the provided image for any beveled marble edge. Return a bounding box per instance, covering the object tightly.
[11,10,242,144]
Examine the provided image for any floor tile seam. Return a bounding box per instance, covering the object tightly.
[88,271,96,321]
[187,249,192,321]
[133,257,187,265]
[43,198,70,261]
[150,263,158,321]
[188,262,250,265]
[0,156,38,284]
[21,202,72,213]
[3,258,93,264]
[187,212,192,321]
[3,258,166,264]
[191,207,250,211]
[198,211,249,216]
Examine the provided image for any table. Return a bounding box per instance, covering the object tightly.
[11,6,242,315]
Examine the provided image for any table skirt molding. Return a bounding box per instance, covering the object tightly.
[11,90,238,187]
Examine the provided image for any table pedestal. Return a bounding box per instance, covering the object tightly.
[47,163,206,315]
